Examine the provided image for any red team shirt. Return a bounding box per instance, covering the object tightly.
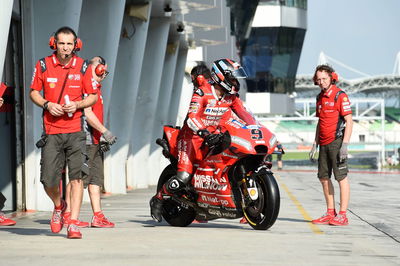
[86,83,104,144]
[316,85,352,145]
[31,53,97,134]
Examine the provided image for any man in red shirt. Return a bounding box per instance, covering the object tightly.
[30,26,98,239]
[309,64,353,226]
[150,59,257,222]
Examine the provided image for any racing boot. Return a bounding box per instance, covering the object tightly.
[149,172,192,222]
[165,171,192,194]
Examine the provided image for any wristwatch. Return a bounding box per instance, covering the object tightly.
[43,101,50,110]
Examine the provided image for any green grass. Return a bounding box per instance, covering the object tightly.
[281,151,367,160]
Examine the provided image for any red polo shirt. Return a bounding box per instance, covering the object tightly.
[88,83,104,144]
[31,53,97,134]
[316,85,352,145]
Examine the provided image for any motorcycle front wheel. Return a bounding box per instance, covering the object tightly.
[243,169,280,230]
[157,165,196,227]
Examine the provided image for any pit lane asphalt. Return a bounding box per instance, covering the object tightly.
[1,167,399,266]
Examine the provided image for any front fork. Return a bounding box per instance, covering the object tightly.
[237,165,260,206]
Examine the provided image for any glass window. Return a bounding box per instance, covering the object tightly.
[242,27,306,93]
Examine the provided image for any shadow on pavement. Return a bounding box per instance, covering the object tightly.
[277,217,310,223]
[34,219,50,225]
[0,227,65,237]
[130,219,249,230]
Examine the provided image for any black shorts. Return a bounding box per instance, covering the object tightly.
[318,138,348,181]
[40,132,88,188]
[83,144,104,188]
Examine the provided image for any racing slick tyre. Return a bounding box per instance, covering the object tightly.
[156,164,196,227]
[243,169,280,230]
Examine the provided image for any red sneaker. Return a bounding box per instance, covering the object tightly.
[67,221,82,239]
[329,213,349,226]
[91,213,115,228]
[63,212,70,226]
[0,212,16,226]
[312,212,336,225]
[239,217,248,224]
[63,212,89,228]
[50,200,66,233]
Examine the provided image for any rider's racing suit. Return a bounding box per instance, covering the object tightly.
[177,82,257,175]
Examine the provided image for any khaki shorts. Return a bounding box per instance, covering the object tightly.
[83,144,104,188]
[40,132,88,188]
[318,138,348,181]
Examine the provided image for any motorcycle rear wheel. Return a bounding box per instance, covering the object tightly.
[243,170,280,230]
[157,165,196,227]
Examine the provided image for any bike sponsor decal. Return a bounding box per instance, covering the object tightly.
[245,125,260,129]
[207,208,237,218]
[177,139,189,164]
[226,119,245,129]
[189,102,200,113]
[194,174,228,191]
[269,134,277,147]
[200,194,229,206]
[231,136,252,151]
[204,107,228,116]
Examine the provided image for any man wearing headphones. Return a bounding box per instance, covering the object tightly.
[309,64,353,226]
[30,26,98,239]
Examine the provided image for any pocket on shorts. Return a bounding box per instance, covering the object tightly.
[335,160,348,180]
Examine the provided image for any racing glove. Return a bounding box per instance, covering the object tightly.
[204,134,221,147]
[99,138,111,153]
[339,143,348,162]
[102,130,117,145]
[197,129,220,147]
[309,143,318,163]
[197,129,210,138]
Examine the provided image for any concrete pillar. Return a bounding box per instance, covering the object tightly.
[78,0,126,194]
[107,6,152,193]
[78,0,126,118]
[148,41,181,185]
[0,0,13,80]
[127,17,170,188]
[21,0,83,211]
[168,47,189,126]
[0,0,13,211]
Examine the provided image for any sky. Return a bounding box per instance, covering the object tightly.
[297,0,400,79]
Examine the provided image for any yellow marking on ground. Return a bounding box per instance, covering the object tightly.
[276,174,324,235]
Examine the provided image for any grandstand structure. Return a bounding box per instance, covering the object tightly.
[257,52,400,166]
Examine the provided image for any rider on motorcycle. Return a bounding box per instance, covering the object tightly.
[150,58,257,222]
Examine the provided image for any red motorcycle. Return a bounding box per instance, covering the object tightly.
[155,117,280,230]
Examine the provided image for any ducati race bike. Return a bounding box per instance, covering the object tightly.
[155,117,281,230]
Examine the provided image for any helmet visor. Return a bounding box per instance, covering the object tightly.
[230,67,248,79]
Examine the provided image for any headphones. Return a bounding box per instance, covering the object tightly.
[95,56,108,77]
[313,64,339,85]
[191,64,211,87]
[196,75,206,86]
[49,26,82,51]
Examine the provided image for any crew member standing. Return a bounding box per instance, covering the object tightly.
[65,56,116,228]
[30,26,98,239]
[309,65,353,226]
